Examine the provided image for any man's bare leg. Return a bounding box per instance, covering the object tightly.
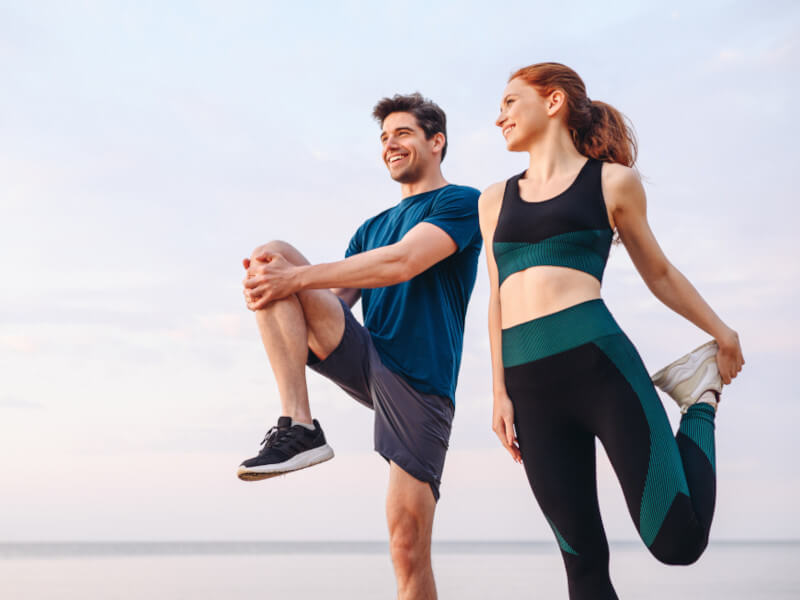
[248,240,345,422]
[386,462,438,600]
[254,294,314,422]
[237,240,348,480]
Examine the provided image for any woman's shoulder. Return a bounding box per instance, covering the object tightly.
[600,162,646,214]
[481,180,506,200]
[601,161,641,192]
[478,180,506,213]
[477,181,512,229]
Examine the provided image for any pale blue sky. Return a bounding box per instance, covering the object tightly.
[1,1,798,542]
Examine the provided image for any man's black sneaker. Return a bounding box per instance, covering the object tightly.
[237,416,334,481]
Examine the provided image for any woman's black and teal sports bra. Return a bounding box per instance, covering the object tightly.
[492,158,614,285]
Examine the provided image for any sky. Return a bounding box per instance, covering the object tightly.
[1,0,798,543]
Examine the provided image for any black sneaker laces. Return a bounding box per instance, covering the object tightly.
[259,425,297,455]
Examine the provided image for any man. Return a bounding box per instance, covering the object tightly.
[238,93,481,600]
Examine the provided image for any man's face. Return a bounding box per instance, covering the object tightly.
[380,112,437,183]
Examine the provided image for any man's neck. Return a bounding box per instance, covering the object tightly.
[399,171,449,199]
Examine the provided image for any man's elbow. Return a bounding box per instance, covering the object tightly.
[390,239,455,284]
[395,249,438,283]
[393,258,417,284]
[383,245,417,284]
[333,287,360,308]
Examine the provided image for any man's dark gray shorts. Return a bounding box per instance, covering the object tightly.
[307,299,454,501]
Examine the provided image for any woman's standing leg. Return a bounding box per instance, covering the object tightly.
[508,354,619,600]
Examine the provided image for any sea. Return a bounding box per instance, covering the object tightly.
[0,541,797,599]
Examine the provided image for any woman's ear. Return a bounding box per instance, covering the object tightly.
[547,89,566,117]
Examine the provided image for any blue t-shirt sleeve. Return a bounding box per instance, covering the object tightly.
[423,186,481,252]
[345,222,365,258]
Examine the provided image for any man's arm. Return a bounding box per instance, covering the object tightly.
[331,287,361,308]
[244,223,457,309]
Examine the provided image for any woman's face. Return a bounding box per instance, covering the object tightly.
[495,77,553,152]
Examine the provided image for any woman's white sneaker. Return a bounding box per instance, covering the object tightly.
[651,340,721,413]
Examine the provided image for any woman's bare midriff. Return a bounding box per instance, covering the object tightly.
[499,266,602,329]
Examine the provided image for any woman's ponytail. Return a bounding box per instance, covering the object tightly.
[510,63,637,167]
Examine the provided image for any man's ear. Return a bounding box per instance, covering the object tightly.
[431,131,446,155]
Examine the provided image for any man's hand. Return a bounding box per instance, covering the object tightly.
[242,252,301,310]
[239,221,458,312]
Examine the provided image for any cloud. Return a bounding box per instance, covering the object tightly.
[195,313,252,339]
[0,334,38,353]
[0,396,43,409]
[709,37,799,70]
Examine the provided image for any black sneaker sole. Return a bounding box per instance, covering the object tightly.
[237,444,334,482]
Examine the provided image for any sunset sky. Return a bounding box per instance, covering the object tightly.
[2,0,798,542]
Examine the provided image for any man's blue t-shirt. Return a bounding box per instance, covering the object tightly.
[346,184,482,403]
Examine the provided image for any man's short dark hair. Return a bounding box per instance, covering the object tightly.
[372,93,448,162]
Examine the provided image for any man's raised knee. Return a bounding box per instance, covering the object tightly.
[250,240,309,267]
[251,240,293,260]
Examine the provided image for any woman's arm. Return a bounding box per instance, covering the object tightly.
[604,164,744,383]
[479,184,521,462]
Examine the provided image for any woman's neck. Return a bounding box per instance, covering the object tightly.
[523,126,585,181]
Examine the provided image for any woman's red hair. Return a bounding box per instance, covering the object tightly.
[510,62,637,167]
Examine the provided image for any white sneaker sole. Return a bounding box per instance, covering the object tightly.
[237,444,335,482]
[651,340,721,413]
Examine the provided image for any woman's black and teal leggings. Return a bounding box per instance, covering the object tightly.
[503,299,716,600]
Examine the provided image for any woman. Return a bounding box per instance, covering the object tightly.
[479,62,744,599]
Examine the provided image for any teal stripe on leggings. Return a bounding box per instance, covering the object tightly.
[501,299,622,368]
[679,403,716,471]
[592,335,690,547]
[546,516,579,556]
